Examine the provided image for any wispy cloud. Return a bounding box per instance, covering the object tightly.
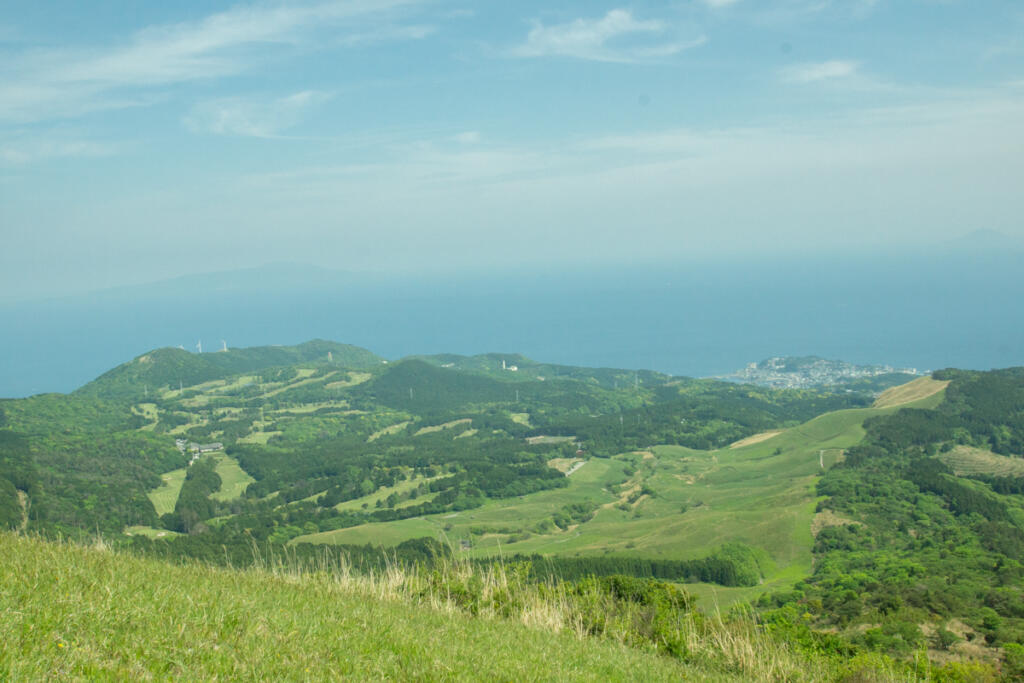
[702,0,742,8]
[0,134,118,165]
[452,131,482,144]
[510,9,705,63]
[781,60,860,83]
[224,87,1024,265]
[336,23,435,47]
[0,0,425,124]
[184,90,331,138]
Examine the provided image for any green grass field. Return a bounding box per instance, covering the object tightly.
[131,402,159,431]
[367,420,411,442]
[0,532,707,681]
[872,376,949,408]
[147,468,187,516]
[939,445,1024,477]
[209,453,256,502]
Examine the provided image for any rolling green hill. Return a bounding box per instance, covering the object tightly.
[3,343,1024,676]
[293,391,948,610]
[74,340,382,399]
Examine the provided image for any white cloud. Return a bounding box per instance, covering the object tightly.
[336,23,435,47]
[510,9,705,63]
[702,0,741,8]
[781,60,860,83]
[218,88,1024,268]
[0,0,425,123]
[0,135,118,165]
[453,131,481,144]
[184,90,331,138]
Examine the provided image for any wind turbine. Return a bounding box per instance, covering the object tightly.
[221,340,227,352]
[196,340,202,354]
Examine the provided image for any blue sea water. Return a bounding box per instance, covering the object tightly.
[2,252,1022,398]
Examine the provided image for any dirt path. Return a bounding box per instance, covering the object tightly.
[565,460,586,476]
[16,491,29,531]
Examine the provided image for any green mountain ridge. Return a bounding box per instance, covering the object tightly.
[74,339,383,399]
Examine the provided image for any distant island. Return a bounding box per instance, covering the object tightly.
[718,355,922,390]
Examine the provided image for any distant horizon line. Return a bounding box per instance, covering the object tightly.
[4,237,1023,307]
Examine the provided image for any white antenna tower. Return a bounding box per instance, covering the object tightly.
[221,340,227,352]
[196,340,202,354]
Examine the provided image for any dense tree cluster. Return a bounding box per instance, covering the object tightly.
[764,368,1024,656]
[514,541,769,587]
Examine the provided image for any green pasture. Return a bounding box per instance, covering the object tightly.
[209,453,256,502]
[147,468,187,516]
[939,445,1024,477]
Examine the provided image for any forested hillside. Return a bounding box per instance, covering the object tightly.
[759,368,1024,669]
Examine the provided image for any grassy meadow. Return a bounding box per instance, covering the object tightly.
[147,468,187,517]
[209,453,257,502]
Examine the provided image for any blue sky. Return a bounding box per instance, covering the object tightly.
[2,0,1023,300]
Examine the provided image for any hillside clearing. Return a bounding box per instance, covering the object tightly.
[415,418,472,436]
[728,430,783,449]
[872,376,949,408]
[938,445,1024,477]
[367,421,411,442]
[324,371,372,389]
[209,453,256,502]
[147,468,187,516]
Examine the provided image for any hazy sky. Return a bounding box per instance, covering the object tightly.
[2,1,1024,300]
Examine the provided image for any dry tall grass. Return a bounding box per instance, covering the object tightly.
[251,546,914,682]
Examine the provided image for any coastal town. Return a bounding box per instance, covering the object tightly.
[719,356,922,390]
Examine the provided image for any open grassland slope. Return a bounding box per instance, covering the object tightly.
[0,532,938,682]
[0,532,703,682]
[939,445,1024,477]
[872,376,949,408]
[146,467,187,516]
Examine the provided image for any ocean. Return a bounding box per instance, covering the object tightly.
[2,251,1022,398]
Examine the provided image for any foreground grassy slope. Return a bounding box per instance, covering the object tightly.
[0,532,704,681]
